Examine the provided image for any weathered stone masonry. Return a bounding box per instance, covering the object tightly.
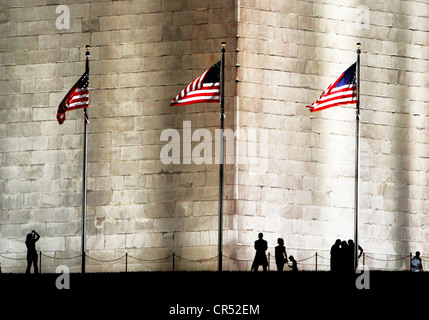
[1,0,429,272]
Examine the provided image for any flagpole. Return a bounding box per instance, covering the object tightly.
[354,43,361,271]
[218,42,226,272]
[81,45,90,274]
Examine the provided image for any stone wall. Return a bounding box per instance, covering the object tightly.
[235,0,429,270]
[1,0,429,273]
[0,0,237,272]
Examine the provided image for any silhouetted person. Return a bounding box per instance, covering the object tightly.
[411,251,423,272]
[339,240,349,272]
[330,239,341,272]
[275,238,288,271]
[347,239,363,271]
[289,255,298,272]
[251,233,268,272]
[25,230,40,274]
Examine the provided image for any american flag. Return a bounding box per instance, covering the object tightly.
[307,62,357,112]
[57,71,89,124]
[170,60,221,106]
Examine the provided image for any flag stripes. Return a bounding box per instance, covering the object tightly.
[307,63,357,112]
[68,88,89,109]
[170,61,221,106]
[57,71,89,124]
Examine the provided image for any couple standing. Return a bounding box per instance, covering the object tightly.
[330,239,363,272]
[251,233,297,272]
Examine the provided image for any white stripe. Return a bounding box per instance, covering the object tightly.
[202,82,220,87]
[315,84,355,103]
[197,71,208,88]
[175,96,220,103]
[172,89,220,103]
[331,83,355,92]
[180,88,220,96]
[318,89,355,103]
[185,82,193,95]
[191,78,198,91]
[312,97,357,110]
[71,93,89,101]
[173,88,220,102]
[171,71,220,104]
[69,100,89,108]
[189,88,220,94]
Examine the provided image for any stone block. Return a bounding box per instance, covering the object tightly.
[105,234,126,249]
[154,218,184,232]
[0,137,20,152]
[82,17,100,32]
[87,190,112,206]
[38,237,66,252]
[126,233,150,248]
[184,216,217,231]
[99,15,119,31]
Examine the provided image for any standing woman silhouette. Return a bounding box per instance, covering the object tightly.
[275,238,288,271]
[25,230,40,274]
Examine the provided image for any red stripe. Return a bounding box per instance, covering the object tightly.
[309,97,357,110]
[308,87,356,111]
[70,96,89,103]
[171,87,220,105]
[170,99,220,106]
[325,85,356,95]
[171,65,219,106]
[67,103,89,112]
[75,88,89,94]
[172,96,219,104]
[173,90,219,98]
[173,92,220,101]
[307,99,356,112]
[316,92,356,105]
[175,79,195,101]
[307,63,357,112]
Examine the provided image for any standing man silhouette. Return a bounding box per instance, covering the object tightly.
[410,251,423,272]
[25,230,40,274]
[347,239,363,271]
[330,239,341,272]
[251,233,268,272]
